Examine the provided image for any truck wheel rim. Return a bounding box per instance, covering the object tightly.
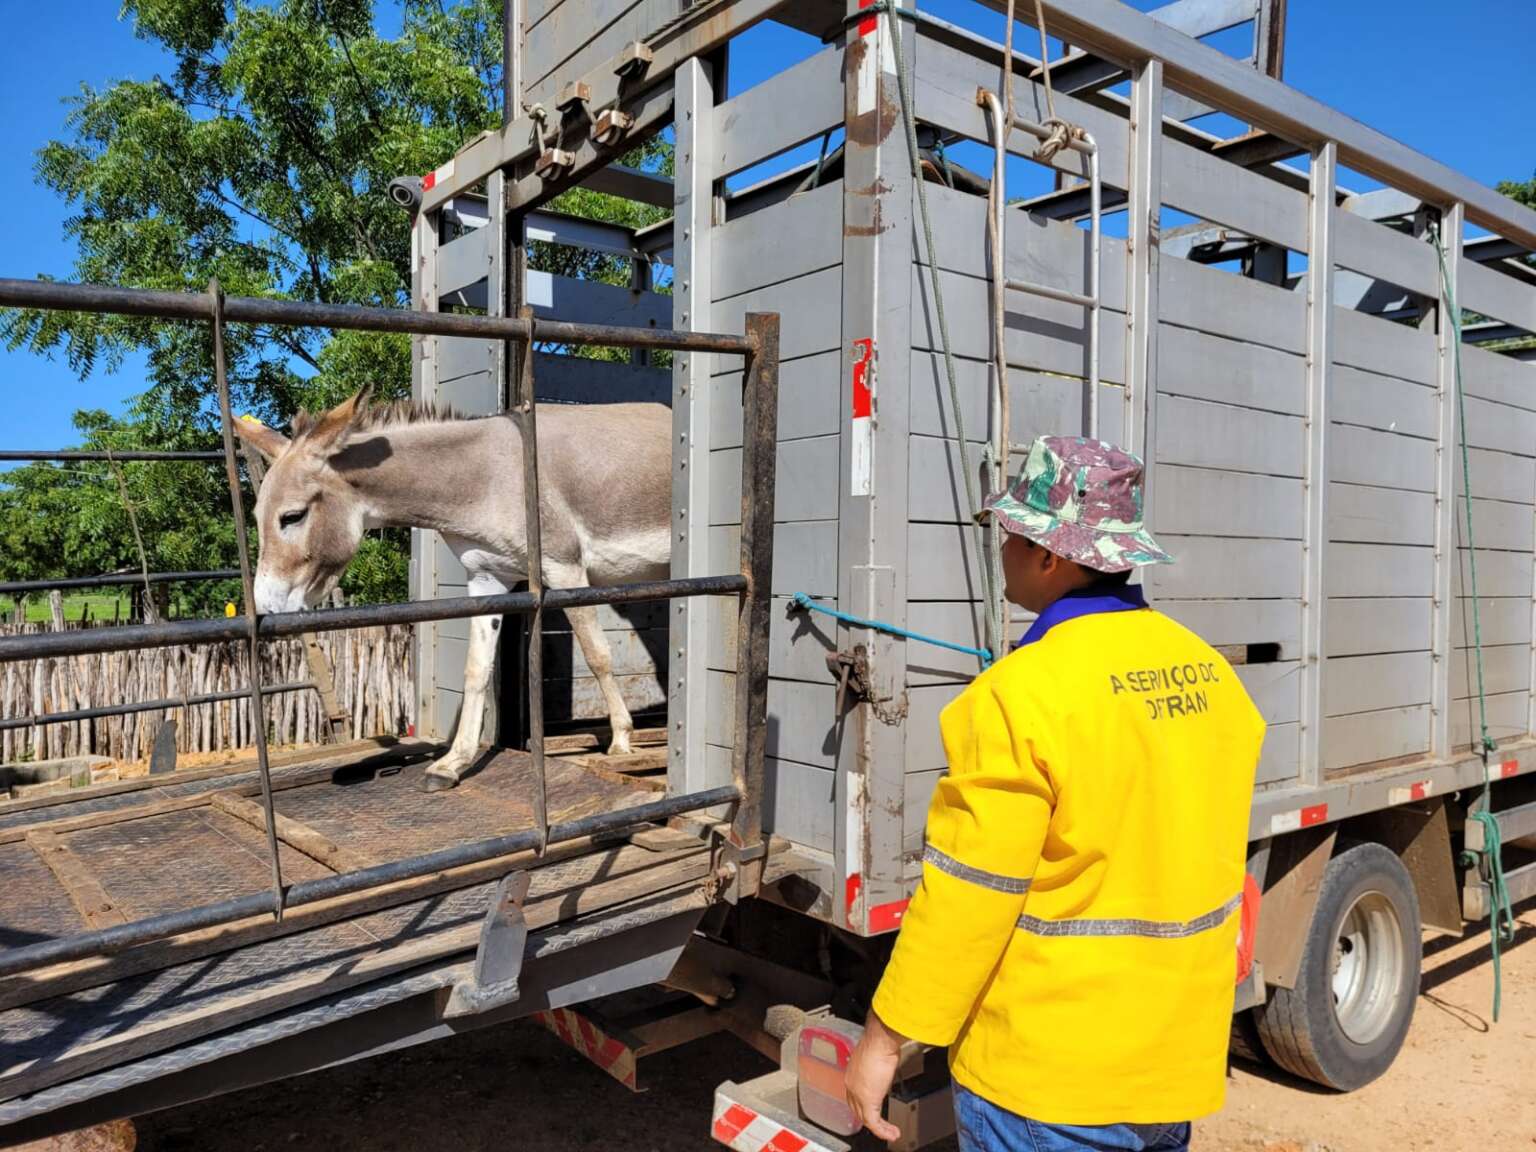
[1330,889,1404,1045]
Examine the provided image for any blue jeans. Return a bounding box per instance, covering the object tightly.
[953,1083,1191,1152]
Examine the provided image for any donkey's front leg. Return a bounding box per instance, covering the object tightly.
[423,572,506,792]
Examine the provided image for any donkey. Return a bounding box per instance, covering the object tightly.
[234,389,672,791]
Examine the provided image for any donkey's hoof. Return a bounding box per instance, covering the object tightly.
[419,771,460,793]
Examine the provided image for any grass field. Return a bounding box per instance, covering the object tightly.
[0,593,131,624]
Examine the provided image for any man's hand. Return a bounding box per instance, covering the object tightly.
[844,1009,904,1143]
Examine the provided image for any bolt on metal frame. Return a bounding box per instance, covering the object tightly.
[0,275,779,978]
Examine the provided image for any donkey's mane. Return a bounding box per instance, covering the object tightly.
[292,398,481,439]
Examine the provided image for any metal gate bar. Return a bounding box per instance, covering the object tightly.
[0,279,755,354]
[515,305,549,852]
[0,681,315,732]
[0,451,226,462]
[0,571,239,596]
[0,577,748,662]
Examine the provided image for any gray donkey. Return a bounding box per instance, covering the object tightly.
[235,390,671,791]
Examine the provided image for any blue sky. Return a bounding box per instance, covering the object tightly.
[1,0,1532,455]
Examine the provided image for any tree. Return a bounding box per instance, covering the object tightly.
[3,1,673,606]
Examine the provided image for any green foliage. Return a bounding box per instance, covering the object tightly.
[1489,173,1536,353]
[3,0,672,608]
[1497,171,1536,216]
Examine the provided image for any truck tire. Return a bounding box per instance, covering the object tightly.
[1254,842,1421,1090]
[1228,1009,1267,1067]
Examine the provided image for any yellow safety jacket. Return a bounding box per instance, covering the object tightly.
[871,586,1265,1125]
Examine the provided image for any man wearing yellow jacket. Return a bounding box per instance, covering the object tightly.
[846,436,1265,1152]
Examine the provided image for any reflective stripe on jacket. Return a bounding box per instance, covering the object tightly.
[871,588,1265,1125]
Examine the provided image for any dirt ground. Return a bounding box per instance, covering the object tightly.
[24,904,1536,1152]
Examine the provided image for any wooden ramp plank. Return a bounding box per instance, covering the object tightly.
[209,791,376,875]
[23,831,126,931]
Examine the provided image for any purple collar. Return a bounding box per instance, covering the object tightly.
[1016,585,1148,649]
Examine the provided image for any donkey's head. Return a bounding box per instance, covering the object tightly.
[233,389,374,614]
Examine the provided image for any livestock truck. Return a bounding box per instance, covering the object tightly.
[3,1,1535,1148]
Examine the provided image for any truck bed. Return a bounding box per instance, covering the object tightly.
[0,738,712,1114]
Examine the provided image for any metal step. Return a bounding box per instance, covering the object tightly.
[1463,857,1536,920]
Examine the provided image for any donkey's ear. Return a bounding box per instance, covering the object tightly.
[306,386,372,451]
[232,416,291,462]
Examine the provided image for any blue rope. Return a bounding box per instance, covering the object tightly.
[791,593,994,666]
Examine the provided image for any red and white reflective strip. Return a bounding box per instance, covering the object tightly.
[711,1098,842,1152]
[1388,779,1434,805]
[421,158,456,192]
[855,0,879,36]
[1269,802,1328,835]
[533,1007,637,1090]
[850,338,874,496]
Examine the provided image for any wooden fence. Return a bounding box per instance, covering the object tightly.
[0,624,414,763]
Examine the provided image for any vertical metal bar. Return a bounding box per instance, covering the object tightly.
[730,313,779,870]
[1432,204,1465,757]
[980,90,1010,657]
[411,204,442,740]
[209,279,285,918]
[515,304,548,852]
[630,257,651,368]
[1125,60,1162,465]
[1298,142,1336,787]
[1085,135,1102,436]
[504,0,522,120]
[669,57,718,796]
[839,4,917,931]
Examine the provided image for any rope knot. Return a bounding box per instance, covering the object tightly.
[1034,117,1083,164]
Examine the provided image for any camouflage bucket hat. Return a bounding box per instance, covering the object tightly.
[979,436,1174,573]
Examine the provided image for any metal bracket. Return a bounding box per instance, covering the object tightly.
[536,148,577,180]
[593,107,635,146]
[826,646,907,724]
[614,41,653,80]
[444,870,532,1018]
[557,81,592,115]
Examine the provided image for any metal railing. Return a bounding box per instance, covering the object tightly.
[0,569,239,597]
[0,276,779,979]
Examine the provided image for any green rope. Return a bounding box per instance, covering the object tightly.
[1431,222,1516,1022]
[883,2,1002,665]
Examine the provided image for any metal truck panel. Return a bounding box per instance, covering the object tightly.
[1161,131,1309,253]
[1157,323,1305,416]
[1160,258,1306,353]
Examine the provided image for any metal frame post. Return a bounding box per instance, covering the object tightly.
[1124,59,1162,465]
[410,207,442,742]
[669,57,718,796]
[1298,141,1336,786]
[209,280,285,918]
[836,4,916,934]
[1431,203,1465,756]
[728,313,780,879]
[515,305,549,852]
